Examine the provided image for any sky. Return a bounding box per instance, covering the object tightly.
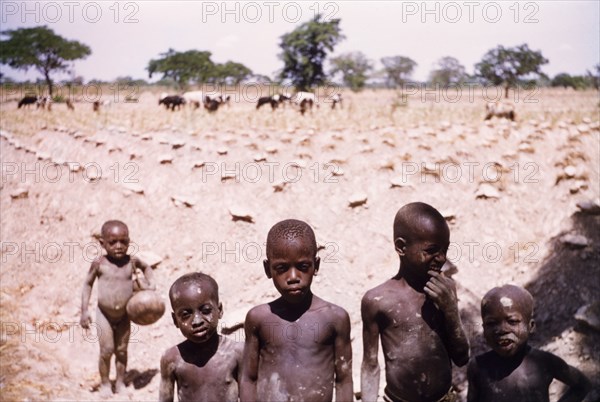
[1,0,599,83]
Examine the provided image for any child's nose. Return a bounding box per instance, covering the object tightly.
[192,312,204,326]
[287,268,300,283]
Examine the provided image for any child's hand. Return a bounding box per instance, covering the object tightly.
[80,311,91,329]
[424,271,459,314]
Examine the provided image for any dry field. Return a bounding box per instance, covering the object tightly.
[1,87,599,401]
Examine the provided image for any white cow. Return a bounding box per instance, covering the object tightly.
[291,91,316,115]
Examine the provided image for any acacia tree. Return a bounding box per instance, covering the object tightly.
[279,14,344,91]
[380,56,417,88]
[213,61,252,85]
[329,51,373,91]
[475,44,548,98]
[429,56,467,86]
[0,26,91,96]
[147,49,215,89]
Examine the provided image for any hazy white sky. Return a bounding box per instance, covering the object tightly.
[1,1,599,82]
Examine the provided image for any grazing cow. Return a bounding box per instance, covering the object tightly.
[291,91,315,115]
[18,96,38,109]
[203,95,227,113]
[159,95,186,111]
[66,99,75,111]
[36,95,52,110]
[256,94,291,111]
[182,91,204,109]
[485,101,516,121]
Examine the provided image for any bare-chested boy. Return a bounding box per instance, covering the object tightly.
[240,219,353,402]
[467,284,590,402]
[80,220,155,397]
[159,272,243,402]
[361,202,470,402]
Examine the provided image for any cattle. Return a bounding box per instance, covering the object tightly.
[256,94,291,111]
[485,101,516,121]
[66,99,75,111]
[159,95,186,111]
[93,100,113,112]
[36,96,52,111]
[330,93,342,110]
[18,96,38,109]
[182,91,204,109]
[291,91,315,115]
[203,95,230,113]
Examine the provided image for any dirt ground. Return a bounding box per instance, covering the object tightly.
[1,88,599,401]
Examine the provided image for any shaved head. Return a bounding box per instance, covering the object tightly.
[169,272,219,306]
[393,202,448,243]
[482,285,534,321]
[266,219,317,259]
[101,220,128,238]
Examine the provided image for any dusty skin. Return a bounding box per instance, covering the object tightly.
[80,220,155,397]
[361,203,469,402]
[159,272,243,402]
[0,89,598,401]
[240,219,353,402]
[467,285,591,402]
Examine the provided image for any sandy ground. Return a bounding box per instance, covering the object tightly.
[0,88,599,401]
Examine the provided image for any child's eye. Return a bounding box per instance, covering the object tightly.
[201,307,213,314]
[508,319,520,325]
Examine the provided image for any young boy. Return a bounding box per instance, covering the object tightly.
[159,272,243,402]
[80,220,156,397]
[467,284,591,402]
[240,219,353,402]
[361,202,470,402]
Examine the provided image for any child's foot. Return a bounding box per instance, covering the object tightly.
[115,380,126,394]
[99,383,112,398]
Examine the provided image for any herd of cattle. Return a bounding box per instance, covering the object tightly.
[13,91,515,120]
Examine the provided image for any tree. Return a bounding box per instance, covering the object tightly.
[429,56,467,86]
[147,49,215,89]
[551,73,588,90]
[214,61,252,85]
[329,52,373,91]
[279,14,344,91]
[587,63,600,90]
[380,56,417,88]
[474,43,548,98]
[0,26,91,96]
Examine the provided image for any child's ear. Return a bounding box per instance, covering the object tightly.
[529,319,536,334]
[171,312,179,328]
[263,259,272,279]
[218,302,223,319]
[314,256,320,275]
[394,237,407,256]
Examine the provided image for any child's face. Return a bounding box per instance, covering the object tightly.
[171,283,222,344]
[482,296,533,358]
[100,225,130,260]
[264,237,319,304]
[398,219,449,281]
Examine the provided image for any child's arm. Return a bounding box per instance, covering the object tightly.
[133,257,156,290]
[334,310,353,402]
[360,293,381,402]
[240,309,260,402]
[425,270,470,366]
[466,358,480,402]
[546,352,591,402]
[80,260,99,328]
[158,348,176,402]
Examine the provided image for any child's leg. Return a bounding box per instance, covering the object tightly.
[96,307,114,397]
[113,316,131,393]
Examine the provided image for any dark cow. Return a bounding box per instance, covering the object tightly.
[159,95,186,111]
[292,91,316,115]
[256,94,291,111]
[18,96,38,109]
